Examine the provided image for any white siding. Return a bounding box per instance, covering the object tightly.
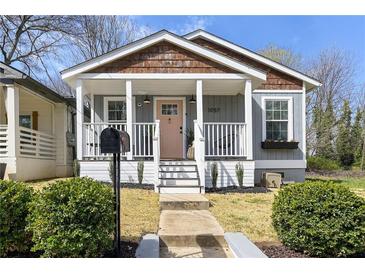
[80,160,156,184]
[204,160,255,187]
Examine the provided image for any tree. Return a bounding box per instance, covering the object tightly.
[259,44,302,69]
[66,16,142,63]
[352,108,364,164]
[0,16,75,73]
[336,100,354,168]
[305,48,355,157]
[313,100,336,159]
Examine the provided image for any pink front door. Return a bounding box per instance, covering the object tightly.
[156,99,184,159]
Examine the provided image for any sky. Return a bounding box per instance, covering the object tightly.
[134,16,365,86]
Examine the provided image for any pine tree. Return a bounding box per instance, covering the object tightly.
[314,101,336,160]
[352,108,364,164]
[336,100,354,169]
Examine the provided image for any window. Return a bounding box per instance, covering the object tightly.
[104,97,126,122]
[161,104,178,115]
[19,115,32,129]
[262,97,293,141]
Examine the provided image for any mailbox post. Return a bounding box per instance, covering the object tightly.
[100,127,130,257]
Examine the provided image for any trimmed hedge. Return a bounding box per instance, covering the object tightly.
[0,180,33,256]
[307,156,340,171]
[27,177,114,258]
[272,182,365,257]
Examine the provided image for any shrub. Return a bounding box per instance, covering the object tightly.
[307,156,340,171]
[235,162,244,188]
[211,162,218,189]
[272,182,365,257]
[0,180,33,256]
[27,177,114,257]
[339,153,355,169]
[137,161,144,184]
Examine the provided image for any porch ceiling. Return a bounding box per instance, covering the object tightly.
[83,79,248,96]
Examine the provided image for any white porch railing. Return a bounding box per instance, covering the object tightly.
[83,122,158,158]
[0,125,8,157]
[204,122,247,157]
[18,126,56,159]
[83,122,127,158]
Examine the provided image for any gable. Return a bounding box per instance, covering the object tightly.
[87,41,239,74]
[191,37,303,90]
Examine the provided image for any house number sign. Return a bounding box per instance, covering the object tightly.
[208,107,221,113]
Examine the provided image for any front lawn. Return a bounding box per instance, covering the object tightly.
[206,175,365,247]
[27,179,160,244]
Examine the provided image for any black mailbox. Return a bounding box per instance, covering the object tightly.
[100,127,121,154]
[119,131,130,153]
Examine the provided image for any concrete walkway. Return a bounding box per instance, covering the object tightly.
[158,194,233,258]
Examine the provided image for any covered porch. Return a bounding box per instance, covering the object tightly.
[76,76,254,163]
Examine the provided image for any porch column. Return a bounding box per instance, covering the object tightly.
[76,79,84,161]
[244,79,253,160]
[5,85,19,160]
[195,80,205,192]
[126,80,133,160]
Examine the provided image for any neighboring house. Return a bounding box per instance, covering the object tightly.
[0,62,75,181]
[61,29,321,193]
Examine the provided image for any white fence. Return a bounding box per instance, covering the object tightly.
[83,122,157,158]
[0,125,8,157]
[204,123,247,157]
[19,126,56,159]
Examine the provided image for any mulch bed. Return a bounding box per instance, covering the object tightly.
[256,243,309,258]
[120,183,154,190]
[205,186,271,194]
[105,240,138,258]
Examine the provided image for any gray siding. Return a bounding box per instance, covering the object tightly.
[252,92,304,160]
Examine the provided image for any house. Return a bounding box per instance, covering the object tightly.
[0,62,75,181]
[61,29,321,193]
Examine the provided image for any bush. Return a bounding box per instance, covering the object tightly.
[27,177,114,257]
[137,161,144,184]
[211,162,218,189]
[235,162,244,188]
[272,182,365,257]
[0,180,33,256]
[307,156,340,171]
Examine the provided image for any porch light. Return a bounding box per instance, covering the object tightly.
[143,96,151,104]
[189,95,196,104]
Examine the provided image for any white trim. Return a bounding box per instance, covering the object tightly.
[126,80,133,160]
[253,89,303,94]
[261,96,293,142]
[103,96,126,122]
[302,82,306,160]
[61,31,266,81]
[75,79,83,160]
[255,160,306,169]
[77,73,248,80]
[244,80,253,160]
[184,30,321,88]
[153,96,186,159]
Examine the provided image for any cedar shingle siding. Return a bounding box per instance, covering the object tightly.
[88,41,238,74]
[191,38,303,90]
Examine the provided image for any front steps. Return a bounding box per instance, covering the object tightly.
[158,194,233,258]
[157,161,203,194]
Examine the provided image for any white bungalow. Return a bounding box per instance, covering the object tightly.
[0,62,75,181]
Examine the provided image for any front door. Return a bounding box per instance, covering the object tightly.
[156,99,184,159]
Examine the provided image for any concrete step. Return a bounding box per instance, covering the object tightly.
[159,165,197,172]
[158,210,226,247]
[159,194,209,210]
[159,171,198,179]
[158,186,202,194]
[159,178,200,186]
